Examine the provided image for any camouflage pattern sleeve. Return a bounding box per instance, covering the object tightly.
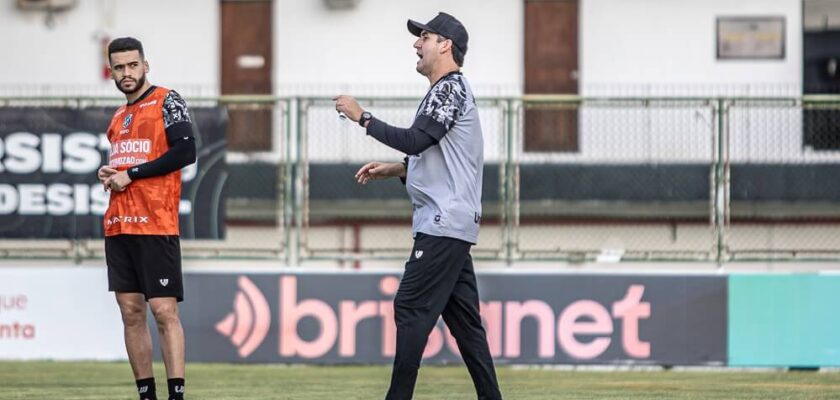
[162,90,191,129]
[418,77,467,131]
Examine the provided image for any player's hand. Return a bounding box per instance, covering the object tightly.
[355,162,405,184]
[98,165,118,191]
[333,95,364,122]
[104,170,132,192]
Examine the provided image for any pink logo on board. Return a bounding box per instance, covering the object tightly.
[214,275,651,361]
[215,276,271,357]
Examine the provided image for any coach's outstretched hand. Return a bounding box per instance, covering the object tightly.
[333,95,364,122]
[355,162,406,184]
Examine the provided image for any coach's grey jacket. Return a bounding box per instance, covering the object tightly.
[405,72,483,244]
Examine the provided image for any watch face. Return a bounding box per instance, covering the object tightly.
[359,112,372,127]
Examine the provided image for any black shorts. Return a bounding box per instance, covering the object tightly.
[105,234,184,302]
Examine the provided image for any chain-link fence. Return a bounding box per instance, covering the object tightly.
[726,98,840,260]
[510,97,719,262]
[295,97,510,263]
[186,96,292,260]
[2,95,840,264]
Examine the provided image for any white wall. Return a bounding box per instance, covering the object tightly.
[0,0,218,96]
[581,0,803,96]
[0,0,521,97]
[273,0,523,96]
[0,0,808,97]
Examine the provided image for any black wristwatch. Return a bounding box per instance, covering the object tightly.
[359,111,373,127]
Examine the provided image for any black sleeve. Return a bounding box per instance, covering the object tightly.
[127,131,196,180]
[127,91,197,180]
[365,115,446,155]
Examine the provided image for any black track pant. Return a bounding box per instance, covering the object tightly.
[385,233,502,400]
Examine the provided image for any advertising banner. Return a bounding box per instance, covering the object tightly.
[0,268,729,365]
[0,267,125,360]
[0,106,227,239]
[176,272,727,365]
[729,274,840,367]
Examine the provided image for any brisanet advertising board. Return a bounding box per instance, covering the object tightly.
[176,272,727,365]
[0,268,728,365]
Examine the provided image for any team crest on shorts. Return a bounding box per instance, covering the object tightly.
[122,113,133,128]
[159,278,169,287]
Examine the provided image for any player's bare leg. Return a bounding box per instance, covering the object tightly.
[116,292,154,379]
[149,297,185,379]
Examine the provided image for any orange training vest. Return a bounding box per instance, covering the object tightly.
[104,86,181,236]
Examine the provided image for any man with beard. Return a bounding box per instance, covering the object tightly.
[334,12,502,400]
[97,37,194,400]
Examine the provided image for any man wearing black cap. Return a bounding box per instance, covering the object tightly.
[334,11,502,400]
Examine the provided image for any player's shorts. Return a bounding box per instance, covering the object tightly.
[105,234,184,302]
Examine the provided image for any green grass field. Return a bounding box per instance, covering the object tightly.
[0,362,838,399]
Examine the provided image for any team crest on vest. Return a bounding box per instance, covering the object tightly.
[122,113,133,128]
[414,250,423,259]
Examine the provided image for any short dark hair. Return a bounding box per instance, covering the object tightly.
[437,35,465,67]
[108,37,144,60]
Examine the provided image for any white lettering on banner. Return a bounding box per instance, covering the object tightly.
[0,131,200,218]
[0,185,18,214]
[46,184,73,215]
[19,184,46,215]
[4,132,40,173]
[0,184,111,216]
[41,134,62,173]
[63,133,102,173]
[90,184,109,215]
[1,132,197,182]
[0,132,108,174]
[0,183,190,216]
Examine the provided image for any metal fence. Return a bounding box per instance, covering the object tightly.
[2,95,839,264]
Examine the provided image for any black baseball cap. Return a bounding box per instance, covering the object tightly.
[407,12,469,53]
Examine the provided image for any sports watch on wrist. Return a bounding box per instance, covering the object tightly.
[359,111,373,127]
